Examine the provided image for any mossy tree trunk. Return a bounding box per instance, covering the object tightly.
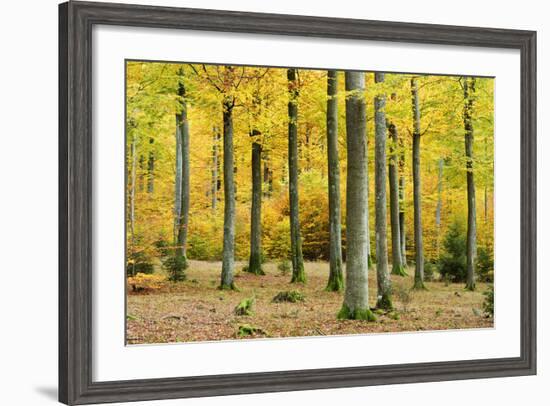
[388,120,407,277]
[463,77,477,291]
[220,95,237,290]
[128,131,137,277]
[211,126,220,212]
[338,72,374,321]
[247,140,264,275]
[374,73,392,310]
[325,70,343,292]
[411,77,426,290]
[175,68,190,262]
[287,68,306,284]
[398,140,407,267]
[435,158,443,256]
[147,138,155,194]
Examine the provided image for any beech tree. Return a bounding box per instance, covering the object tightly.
[247,134,264,275]
[388,95,407,277]
[287,68,306,283]
[374,72,392,309]
[325,70,343,291]
[338,71,375,321]
[174,68,190,268]
[463,76,477,291]
[411,77,426,290]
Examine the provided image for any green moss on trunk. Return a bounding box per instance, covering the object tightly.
[325,263,344,292]
[412,279,427,290]
[391,264,408,277]
[465,281,476,291]
[246,252,265,275]
[376,294,393,311]
[337,304,377,321]
[219,282,238,291]
[290,265,306,283]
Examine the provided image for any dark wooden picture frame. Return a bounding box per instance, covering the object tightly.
[59,1,536,404]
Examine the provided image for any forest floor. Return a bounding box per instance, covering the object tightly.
[126,260,493,344]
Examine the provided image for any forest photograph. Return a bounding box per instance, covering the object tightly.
[125,61,494,345]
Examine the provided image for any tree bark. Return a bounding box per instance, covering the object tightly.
[463,77,477,291]
[338,71,374,321]
[211,126,220,212]
[220,96,237,289]
[325,70,344,292]
[247,141,264,275]
[435,158,443,257]
[287,68,306,283]
[147,138,155,194]
[388,122,407,276]
[175,70,190,262]
[411,77,426,289]
[374,73,392,309]
[128,132,137,276]
[398,139,407,267]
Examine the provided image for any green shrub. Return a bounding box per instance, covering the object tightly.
[234,297,255,316]
[424,261,437,282]
[272,290,305,303]
[477,246,494,282]
[153,237,171,258]
[126,251,154,276]
[438,221,467,282]
[237,324,265,337]
[277,259,291,275]
[162,255,187,282]
[483,286,494,317]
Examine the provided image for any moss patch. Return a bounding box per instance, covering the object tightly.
[337,304,377,321]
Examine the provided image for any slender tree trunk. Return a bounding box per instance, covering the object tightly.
[220,96,237,289]
[325,70,344,292]
[247,141,264,275]
[374,73,392,309]
[398,140,407,267]
[367,173,372,268]
[174,120,182,243]
[138,155,145,192]
[463,77,477,291]
[175,70,190,264]
[338,71,374,321]
[263,153,273,197]
[211,126,220,212]
[287,68,306,283]
[128,132,137,276]
[411,77,426,289]
[389,122,407,276]
[435,158,443,257]
[147,138,155,194]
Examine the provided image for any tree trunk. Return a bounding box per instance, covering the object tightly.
[435,158,443,257]
[411,77,426,289]
[175,70,190,263]
[220,96,237,289]
[325,70,343,292]
[128,132,137,276]
[388,122,407,276]
[174,121,182,243]
[247,141,264,275]
[211,126,220,212]
[287,68,306,283]
[147,138,155,194]
[374,73,392,309]
[263,153,273,198]
[338,71,374,321]
[463,77,477,291]
[398,140,407,267]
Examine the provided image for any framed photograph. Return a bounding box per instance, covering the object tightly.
[59,1,536,404]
